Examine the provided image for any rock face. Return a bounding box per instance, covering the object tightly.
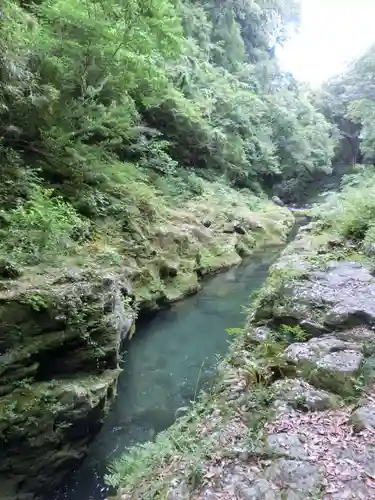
[283,335,364,395]
[0,268,134,499]
[269,260,375,330]
[351,403,375,432]
[272,378,339,412]
[133,192,294,312]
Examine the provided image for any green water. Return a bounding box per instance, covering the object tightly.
[56,241,291,500]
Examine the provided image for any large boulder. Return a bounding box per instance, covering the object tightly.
[264,459,323,497]
[350,403,375,432]
[0,267,134,499]
[272,378,339,412]
[283,335,364,395]
[272,196,285,207]
[256,255,375,334]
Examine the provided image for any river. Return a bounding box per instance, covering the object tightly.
[55,167,349,500]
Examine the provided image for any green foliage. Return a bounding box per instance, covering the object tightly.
[0,187,86,265]
[106,394,216,498]
[0,0,335,270]
[346,99,375,162]
[321,43,375,164]
[280,323,308,341]
[242,331,289,387]
[314,167,375,241]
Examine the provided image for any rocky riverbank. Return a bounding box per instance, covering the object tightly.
[123,184,294,312]
[110,223,375,499]
[0,189,293,500]
[0,268,135,500]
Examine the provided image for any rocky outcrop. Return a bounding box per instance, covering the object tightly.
[131,191,294,312]
[0,267,135,499]
[113,227,375,500]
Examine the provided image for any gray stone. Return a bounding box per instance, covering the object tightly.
[313,350,364,394]
[260,260,375,330]
[284,335,361,367]
[272,378,338,411]
[336,444,375,476]
[264,433,307,459]
[324,306,368,328]
[298,222,315,233]
[328,480,374,500]
[299,319,327,336]
[238,450,250,461]
[351,404,375,432]
[236,479,278,499]
[284,342,317,364]
[264,459,323,494]
[272,196,285,207]
[335,326,375,344]
[233,223,246,235]
[308,335,362,353]
[363,241,375,256]
[223,224,235,234]
[247,326,273,344]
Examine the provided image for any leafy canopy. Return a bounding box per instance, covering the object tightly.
[0,0,335,265]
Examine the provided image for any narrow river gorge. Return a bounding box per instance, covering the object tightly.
[55,168,347,500]
[56,243,290,500]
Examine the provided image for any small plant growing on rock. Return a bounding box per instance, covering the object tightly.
[242,335,288,388]
[280,324,308,342]
[13,377,34,389]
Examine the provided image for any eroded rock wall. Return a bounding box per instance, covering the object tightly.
[0,268,134,499]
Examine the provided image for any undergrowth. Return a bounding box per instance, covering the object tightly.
[0,186,88,265]
[106,390,220,499]
[313,165,375,244]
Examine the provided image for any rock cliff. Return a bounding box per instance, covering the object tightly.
[0,268,134,499]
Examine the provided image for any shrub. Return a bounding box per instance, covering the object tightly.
[314,166,375,240]
[0,187,87,265]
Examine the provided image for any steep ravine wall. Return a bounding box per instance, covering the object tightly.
[0,269,135,500]
[0,199,293,500]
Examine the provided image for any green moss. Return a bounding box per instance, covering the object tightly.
[251,266,306,323]
[163,272,200,302]
[235,232,256,257]
[0,371,119,431]
[198,246,241,276]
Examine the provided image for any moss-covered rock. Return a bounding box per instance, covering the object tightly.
[127,186,294,312]
[0,268,134,499]
[272,378,340,412]
[252,229,375,331]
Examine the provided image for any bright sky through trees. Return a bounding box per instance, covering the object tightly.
[279,0,375,86]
